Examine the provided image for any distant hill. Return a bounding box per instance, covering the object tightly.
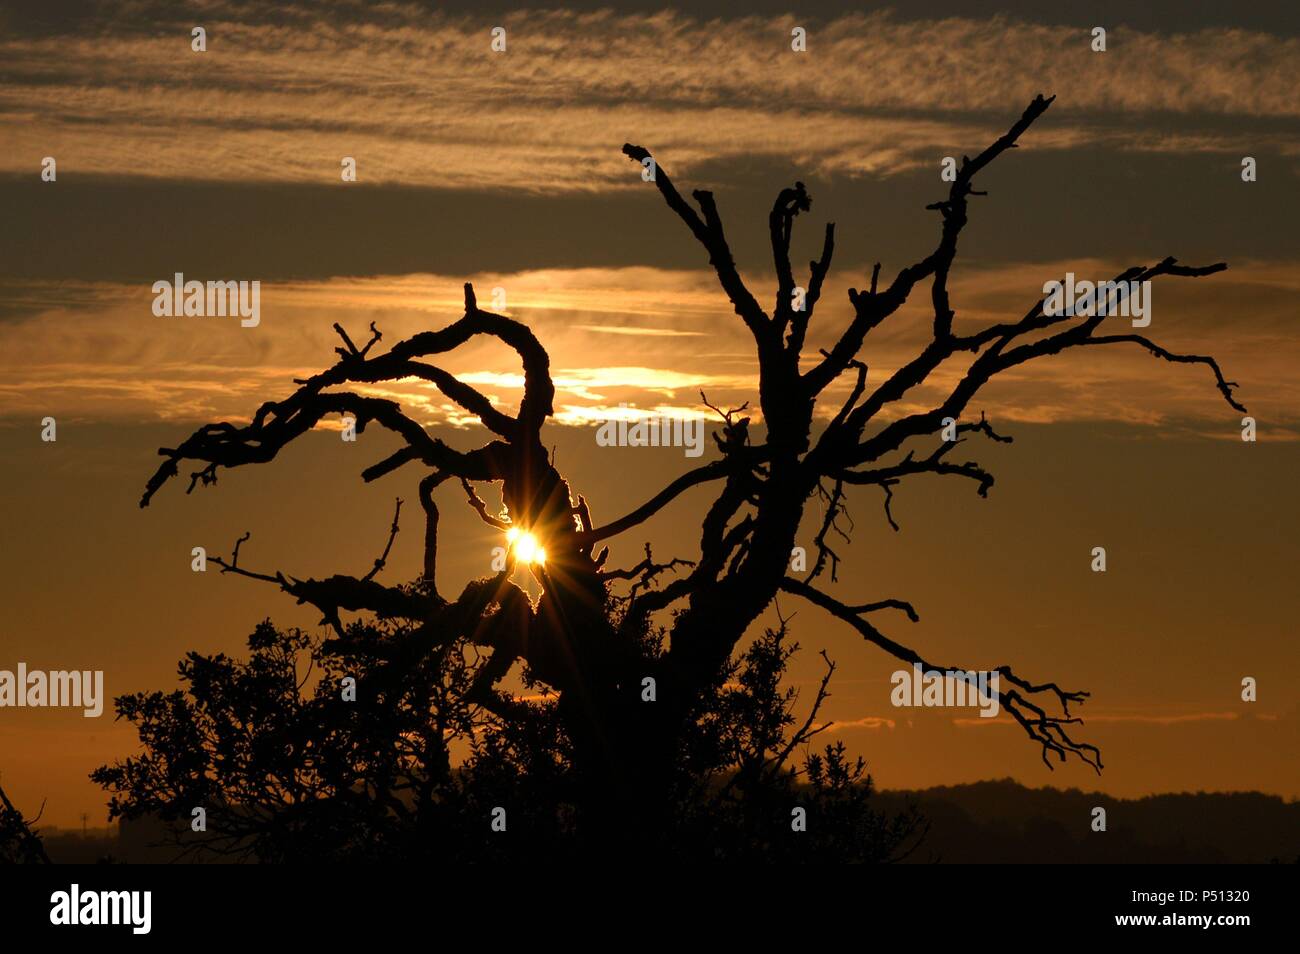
[37,780,1300,863]
[875,778,1300,863]
[35,827,117,864]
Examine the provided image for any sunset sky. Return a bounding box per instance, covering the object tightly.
[1,0,1297,827]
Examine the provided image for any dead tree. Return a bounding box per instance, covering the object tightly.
[141,95,1243,828]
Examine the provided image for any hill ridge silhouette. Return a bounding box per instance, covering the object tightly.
[872,778,1299,863]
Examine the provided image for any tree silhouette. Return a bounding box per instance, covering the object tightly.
[0,783,50,864]
[102,95,1242,859]
[93,615,923,861]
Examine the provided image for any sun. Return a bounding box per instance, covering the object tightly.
[505,526,546,565]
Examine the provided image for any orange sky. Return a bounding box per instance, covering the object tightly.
[0,0,1297,826]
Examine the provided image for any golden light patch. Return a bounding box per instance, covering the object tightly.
[506,527,546,565]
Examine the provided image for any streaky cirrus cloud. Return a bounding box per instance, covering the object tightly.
[1,6,1297,191]
[1,260,1294,436]
[952,710,1250,727]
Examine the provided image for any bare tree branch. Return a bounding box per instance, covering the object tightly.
[622,144,771,342]
[780,578,1100,772]
[361,498,403,582]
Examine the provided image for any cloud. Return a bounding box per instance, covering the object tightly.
[1,260,1295,432]
[573,325,706,337]
[2,7,1297,191]
[822,716,897,731]
[953,711,1249,727]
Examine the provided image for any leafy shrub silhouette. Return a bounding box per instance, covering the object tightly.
[94,616,921,861]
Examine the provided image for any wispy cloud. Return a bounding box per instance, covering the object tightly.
[2,6,1296,191]
[573,325,706,337]
[952,711,1263,727]
[1,260,1294,434]
[822,716,897,732]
